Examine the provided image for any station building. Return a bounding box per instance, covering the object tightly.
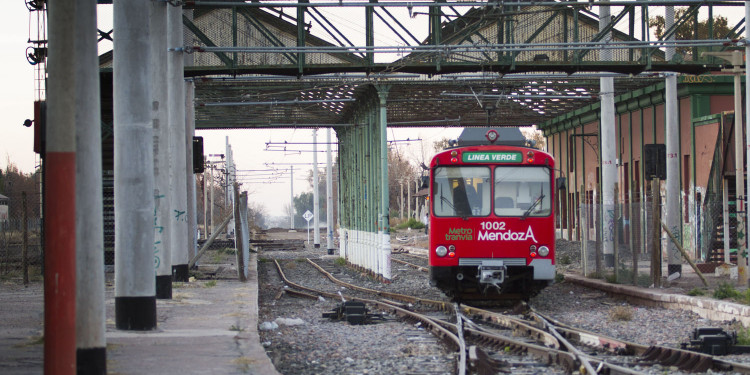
[539,75,741,263]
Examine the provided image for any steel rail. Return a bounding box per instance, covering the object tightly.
[305,258,452,309]
[531,307,750,374]
[391,258,428,272]
[432,313,579,372]
[271,259,464,366]
[460,305,560,349]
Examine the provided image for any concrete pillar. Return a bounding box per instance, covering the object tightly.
[378,87,391,280]
[239,192,250,279]
[186,81,197,262]
[664,6,681,276]
[210,162,215,234]
[168,2,189,281]
[734,50,748,283]
[313,129,321,248]
[203,159,208,239]
[599,5,616,267]
[326,128,334,254]
[745,1,750,285]
[290,166,294,229]
[47,0,78,370]
[151,0,172,300]
[114,0,156,330]
[75,0,106,372]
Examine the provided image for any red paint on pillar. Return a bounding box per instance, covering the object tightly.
[44,152,76,375]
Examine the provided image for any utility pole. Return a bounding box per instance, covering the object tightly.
[399,180,404,220]
[210,161,215,235]
[326,128,334,254]
[290,166,294,229]
[202,156,208,239]
[313,129,321,248]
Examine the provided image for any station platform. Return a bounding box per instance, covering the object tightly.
[564,262,750,327]
[0,251,280,375]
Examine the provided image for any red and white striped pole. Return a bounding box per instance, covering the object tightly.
[45,0,77,373]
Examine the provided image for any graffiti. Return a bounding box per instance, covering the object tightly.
[668,225,682,260]
[174,210,186,222]
[605,208,615,242]
[154,245,161,269]
[681,75,714,84]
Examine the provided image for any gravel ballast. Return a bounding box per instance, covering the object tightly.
[255,230,750,374]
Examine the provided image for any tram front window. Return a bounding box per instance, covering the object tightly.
[433,166,490,217]
[494,166,551,217]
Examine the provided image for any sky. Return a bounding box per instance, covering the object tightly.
[0,2,462,219]
[0,2,744,219]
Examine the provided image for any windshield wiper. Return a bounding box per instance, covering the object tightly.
[522,194,545,220]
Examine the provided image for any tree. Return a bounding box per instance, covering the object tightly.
[520,126,546,150]
[388,148,420,218]
[293,191,314,227]
[649,11,737,56]
[432,137,452,153]
[1,161,41,219]
[247,201,268,230]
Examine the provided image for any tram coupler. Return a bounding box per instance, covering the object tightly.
[322,301,368,325]
[681,327,750,355]
[477,260,506,286]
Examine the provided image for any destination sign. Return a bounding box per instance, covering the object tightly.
[462,151,522,163]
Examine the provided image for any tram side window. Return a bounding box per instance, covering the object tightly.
[494,166,551,217]
[433,166,490,217]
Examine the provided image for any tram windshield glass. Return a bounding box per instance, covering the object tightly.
[432,166,491,217]
[494,166,551,217]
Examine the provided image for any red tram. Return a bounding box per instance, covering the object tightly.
[428,130,555,300]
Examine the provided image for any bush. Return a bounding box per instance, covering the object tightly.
[738,327,750,345]
[687,288,706,296]
[609,305,634,321]
[395,217,425,230]
[713,282,742,300]
[558,255,572,265]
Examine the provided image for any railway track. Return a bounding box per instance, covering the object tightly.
[271,257,750,374]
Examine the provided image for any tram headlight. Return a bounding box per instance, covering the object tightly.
[538,246,550,257]
[435,245,448,257]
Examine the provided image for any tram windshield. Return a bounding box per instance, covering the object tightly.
[432,166,491,217]
[494,166,551,217]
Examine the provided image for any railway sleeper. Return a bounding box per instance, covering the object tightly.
[641,346,714,372]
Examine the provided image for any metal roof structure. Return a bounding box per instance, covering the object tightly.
[191,73,664,129]
[95,1,744,130]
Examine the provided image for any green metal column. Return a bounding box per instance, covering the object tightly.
[366,0,375,66]
[336,86,390,278]
[297,0,307,75]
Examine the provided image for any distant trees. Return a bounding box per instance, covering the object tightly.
[0,161,41,219]
[649,11,737,55]
[521,126,546,150]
